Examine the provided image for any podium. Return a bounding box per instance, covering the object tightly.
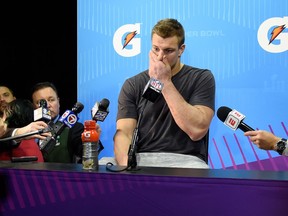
[0,161,287,216]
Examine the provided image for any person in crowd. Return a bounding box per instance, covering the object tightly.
[31,81,85,163]
[0,98,44,162]
[244,130,288,156]
[0,85,16,117]
[0,118,7,138]
[0,84,48,140]
[113,18,215,168]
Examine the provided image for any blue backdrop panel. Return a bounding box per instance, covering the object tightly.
[77,0,288,170]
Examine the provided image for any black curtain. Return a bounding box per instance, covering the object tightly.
[0,0,77,112]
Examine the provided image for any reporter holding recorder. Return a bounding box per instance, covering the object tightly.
[217,106,288,157]
[0,98,45,161]
[0,84,48,140]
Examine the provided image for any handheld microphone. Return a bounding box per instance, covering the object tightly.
[33,99,51,122]
[142,78,164,103]
[39,102,84,156]
[217,106,255,132]
[0,127,51,143]
[91,98,110,153]
[91,98,110,122]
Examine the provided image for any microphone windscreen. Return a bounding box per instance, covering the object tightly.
[39,99,47,108]
[72,102,84,113]
[217,106,232,122]
[99,98,110,109]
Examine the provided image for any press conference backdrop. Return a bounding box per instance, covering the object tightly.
[77,0,288,170]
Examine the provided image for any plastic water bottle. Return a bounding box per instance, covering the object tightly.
[81,120,99,170]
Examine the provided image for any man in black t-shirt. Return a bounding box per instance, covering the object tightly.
[113,18,215,169]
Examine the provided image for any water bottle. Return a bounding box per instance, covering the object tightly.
[81,120,99,170]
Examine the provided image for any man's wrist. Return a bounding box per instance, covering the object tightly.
[275,138,287,155]
[282,139,288,156]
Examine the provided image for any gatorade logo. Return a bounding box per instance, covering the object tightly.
[83,131,91,138]
[257,16,288,53]
[113,23,141,57]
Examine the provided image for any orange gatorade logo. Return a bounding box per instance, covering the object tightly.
[269,24,286,44]
[123,31,137,49]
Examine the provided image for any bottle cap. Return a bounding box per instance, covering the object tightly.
[84,120,96,129]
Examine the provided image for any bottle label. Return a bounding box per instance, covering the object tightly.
[82,131,98,142]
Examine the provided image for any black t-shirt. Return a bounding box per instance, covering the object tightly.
[117,65,215,161]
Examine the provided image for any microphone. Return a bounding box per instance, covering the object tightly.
[39,102,84,157]
[91,98,110,153]
[142,78,164,103]
[217,106,255,132]
[0,127,51,142]
[34,99,51,122]
[91,98,110,122]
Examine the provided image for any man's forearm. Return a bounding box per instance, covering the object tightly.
[1,128,15,138]
[114,132,131,166]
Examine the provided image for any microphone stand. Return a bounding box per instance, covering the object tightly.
[127,113,142,171]
[127,99,147,171]
[105,99,148,172]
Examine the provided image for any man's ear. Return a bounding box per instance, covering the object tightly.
[179,44,185,57]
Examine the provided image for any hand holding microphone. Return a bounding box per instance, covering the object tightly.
[217,106,288,155]
[15,121,50,139]
[39,102,84,157]
[0,121,50,143]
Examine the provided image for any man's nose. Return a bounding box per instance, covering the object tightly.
[157,51,165,60]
